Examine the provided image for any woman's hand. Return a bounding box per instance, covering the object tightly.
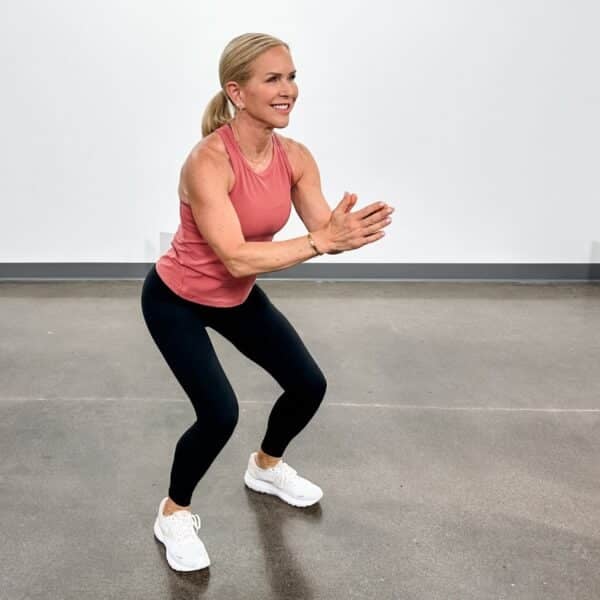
[313,193,394,254]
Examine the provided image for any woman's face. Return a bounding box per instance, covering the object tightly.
[229,45,299,126]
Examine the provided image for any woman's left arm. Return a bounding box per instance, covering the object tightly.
[290,141,333,232]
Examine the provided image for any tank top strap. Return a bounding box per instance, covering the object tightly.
[215,122,246,172]
[272,131,293,184]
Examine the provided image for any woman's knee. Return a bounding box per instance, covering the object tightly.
[200,400,239,441]
[298,368,327,405]
[217,403,240,436]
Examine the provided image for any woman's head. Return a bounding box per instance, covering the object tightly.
[201,33,298,137]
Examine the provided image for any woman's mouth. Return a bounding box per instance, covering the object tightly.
[271,103,291,114]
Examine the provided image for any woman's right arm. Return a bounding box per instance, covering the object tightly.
[182,148,391,279]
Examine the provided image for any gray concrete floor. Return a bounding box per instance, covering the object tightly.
[1,279,599,600]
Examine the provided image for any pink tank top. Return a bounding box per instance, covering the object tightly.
[155,122,293,307]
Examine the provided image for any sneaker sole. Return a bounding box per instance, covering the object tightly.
[153,518,211,572]
[244,470,323,507]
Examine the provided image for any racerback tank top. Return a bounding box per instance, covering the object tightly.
[155,122,293,307]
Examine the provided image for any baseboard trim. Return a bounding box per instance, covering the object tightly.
[0,263,598,281]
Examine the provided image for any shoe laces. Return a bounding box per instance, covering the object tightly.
[166,510,202,543]
[273,461,297,489]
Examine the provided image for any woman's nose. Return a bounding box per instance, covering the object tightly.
[282,81,296,95]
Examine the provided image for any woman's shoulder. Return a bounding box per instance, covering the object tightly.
[179,131,233,196]
[274,132,303,185]
[184,127,305,186]
[188,129,227,163]
[185,128,237,173]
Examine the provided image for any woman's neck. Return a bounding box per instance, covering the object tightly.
[229,117,273,162]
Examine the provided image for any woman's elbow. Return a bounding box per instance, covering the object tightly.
[227,255,248,278]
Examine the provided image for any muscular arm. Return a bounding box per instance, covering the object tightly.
[291,141,333,232]
[182,146,334,279]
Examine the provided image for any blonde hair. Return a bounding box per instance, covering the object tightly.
[201,33,290,138]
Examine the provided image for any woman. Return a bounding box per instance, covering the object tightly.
[141,32,394,572]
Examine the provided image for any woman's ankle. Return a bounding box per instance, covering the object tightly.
[256,449,282,469]
[163,497,190,516]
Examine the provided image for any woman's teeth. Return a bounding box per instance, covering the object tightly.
[272,104,290,111]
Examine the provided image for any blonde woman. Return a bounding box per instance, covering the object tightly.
[141,32,394,572]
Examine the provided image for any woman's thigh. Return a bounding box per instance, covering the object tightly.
[209,284,327,394]
[141,267,238,423]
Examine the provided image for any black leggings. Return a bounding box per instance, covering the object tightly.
[140,265,327,506]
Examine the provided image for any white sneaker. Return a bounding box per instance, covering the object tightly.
[153,497,211,571]
[244,452,323,507]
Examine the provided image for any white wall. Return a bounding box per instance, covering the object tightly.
[1,0,598,264]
